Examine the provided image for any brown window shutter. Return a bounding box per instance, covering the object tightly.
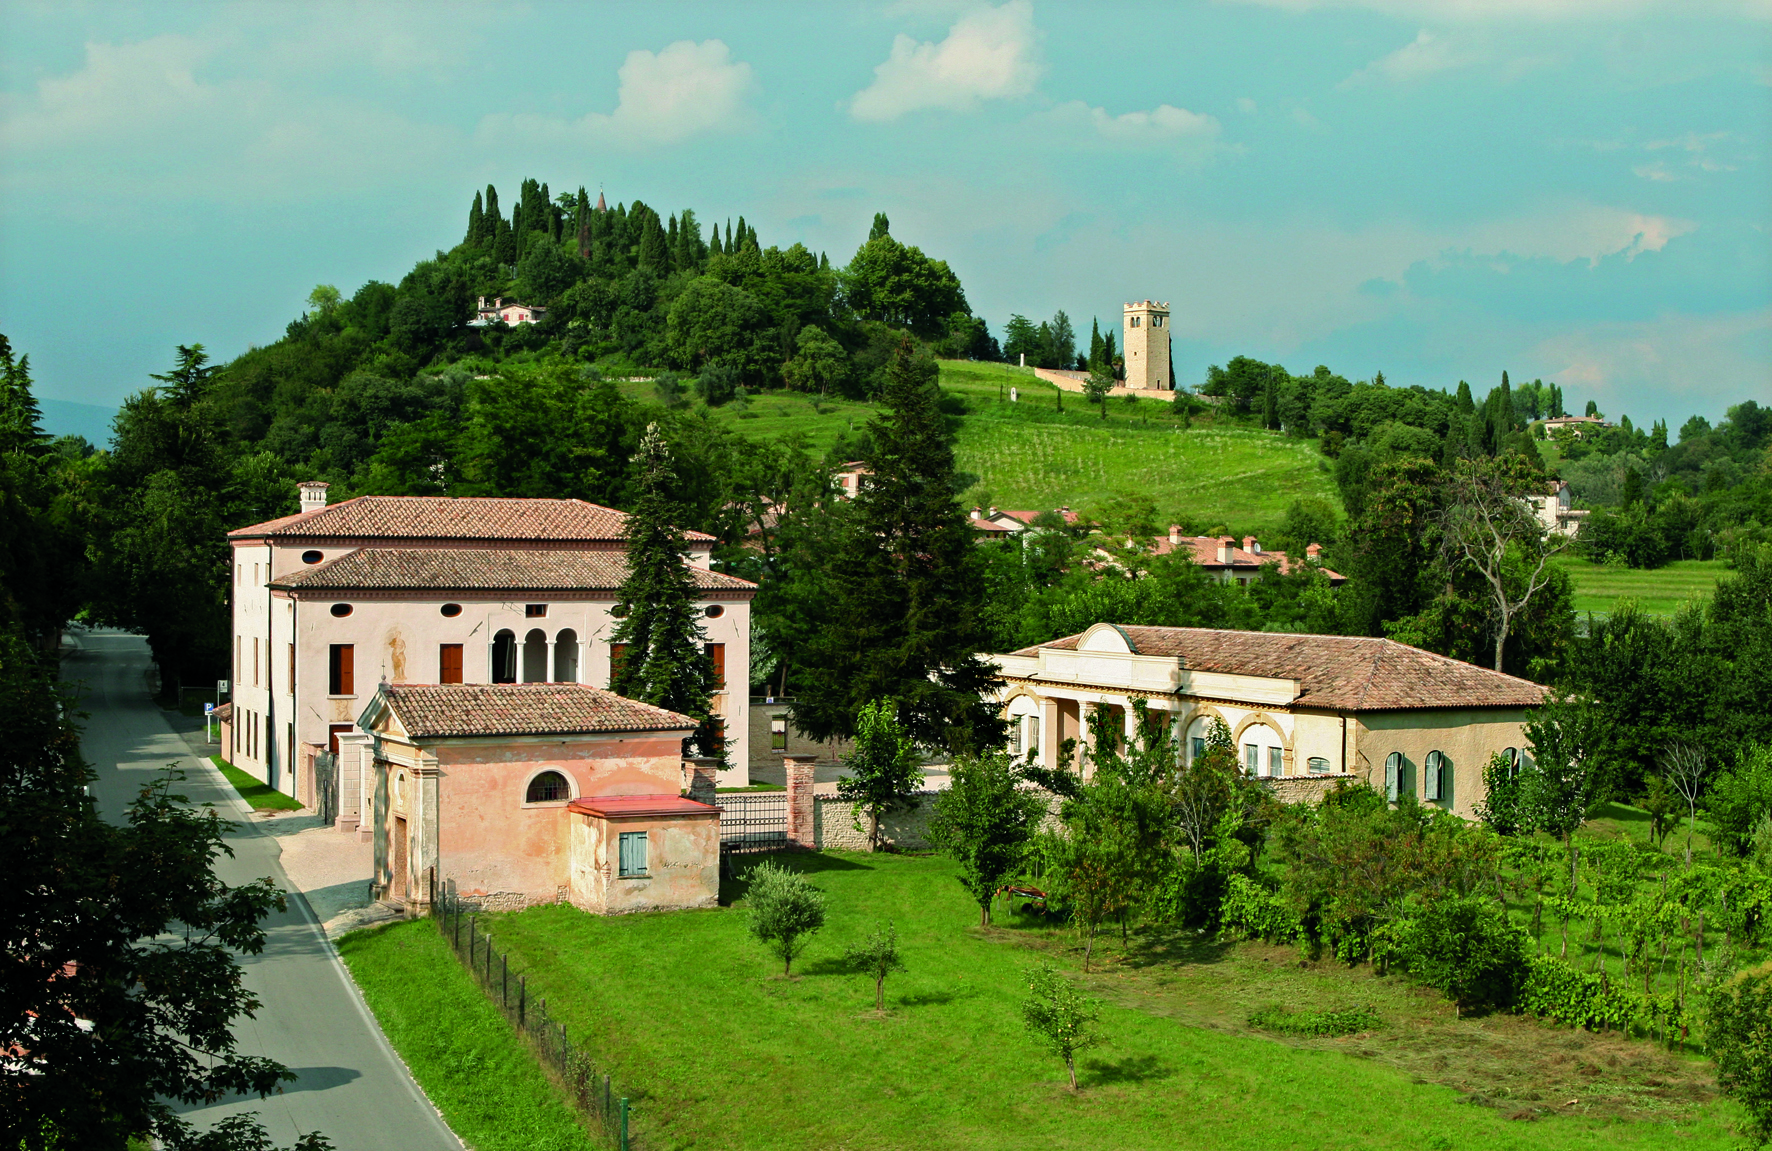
[288,644,295,690]
[440,644,463,684]
[340,644,353,696]
[610,643,628,682]
[706,643,725,689]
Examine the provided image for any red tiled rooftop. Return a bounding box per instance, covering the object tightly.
[375,683,698,739]
[229,496,714,542]
[273,548,755,593]
[568,794,719,819]
[1006,625,1545,711]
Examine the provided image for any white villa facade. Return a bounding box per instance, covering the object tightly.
[992,623,1545,819]
[227,483,755,828]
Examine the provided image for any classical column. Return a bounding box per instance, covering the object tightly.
[486,641,497,685]
[577,639,589,684]
[1038,697,1060,772]
[413,755,441,911]
[545,639,557,683]
[784,754,817,850]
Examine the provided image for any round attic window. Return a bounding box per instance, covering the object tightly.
[610,605,629,619]
[440,603,463,618]
[704,604,725,619]
[301,550,324,565]
[330,603,353,617]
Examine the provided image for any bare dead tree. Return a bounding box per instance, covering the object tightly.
[1661,739,1710,868]
[1440,457,1573,672]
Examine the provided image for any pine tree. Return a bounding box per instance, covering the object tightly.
[467,190,484,247]
[795,337,1002,751]
[869,212,890,241]
[1088,318,1103,369]
[0,334,47,453]
[1455,380,1475,413]
[609,424,721,757]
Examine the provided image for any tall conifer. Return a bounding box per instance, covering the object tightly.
[1088,318,1103,369]
[609,424,720,757]
[0,334,47,453]
[795,338,1001,751]
[467,191,484,247]
[710,223,724,256]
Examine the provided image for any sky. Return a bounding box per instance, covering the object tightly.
[1,0,1768,437]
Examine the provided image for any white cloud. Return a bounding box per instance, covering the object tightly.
[1343,29,1481,85]
[1,35,214,146]
[1460,202,1697,264]
[1224,0,1766,20]
[1633,162,1677,181]
[1236,97,1259,114]
[483,40,756,148]
[1529,308,1772,415]
[1043,101,1220,148]
[850,1,1041,121]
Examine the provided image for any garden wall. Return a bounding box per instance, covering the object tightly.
[814,792,941,852]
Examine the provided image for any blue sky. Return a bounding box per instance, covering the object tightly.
[2,0,1767,436]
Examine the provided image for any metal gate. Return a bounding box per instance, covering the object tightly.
[313,751,337,826]
[713,791,787,853]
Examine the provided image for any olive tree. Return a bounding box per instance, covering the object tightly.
[745,861,827,977]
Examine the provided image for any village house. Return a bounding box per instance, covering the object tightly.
[359,682,719,915]
[1098,530,1345,586]
[1528,478,1588,538]
[226,483,757,830]
[1542,414,1613,438]
[470,296,547,326]
[967,506,1081,535]
[833,461,870,500]
[991,622,1545,819]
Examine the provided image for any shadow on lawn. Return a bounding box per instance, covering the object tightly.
[1080,1054,1175,1086]
[1119,925,1235,970]
[719,850,874,905]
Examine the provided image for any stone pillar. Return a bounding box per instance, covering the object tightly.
[1038,697,1059,771]
[784,754,817,850]
[545,639,557,683]
[684,757,720,804]
[412,756,441,912]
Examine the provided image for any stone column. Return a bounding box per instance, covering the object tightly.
[1038,697,1060,772]
[412,755,441,912]
[545,639,557,683]
[784,754,817,850]
[684,756,720,804]
[1123,702,1140,753]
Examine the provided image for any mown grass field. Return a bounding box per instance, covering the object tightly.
[343,853,1740,1151]
[626,360,1339,534]
[1553,556,1729,617]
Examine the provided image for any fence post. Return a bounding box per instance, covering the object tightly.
[468,915,477,968]
[454,901,462,950]
[519,975,526,1027]
[501,953,508,1009]
[604,1074,611,1123]
[620,1097,630,1151]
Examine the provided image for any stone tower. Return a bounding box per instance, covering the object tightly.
[1122,300,1172,391]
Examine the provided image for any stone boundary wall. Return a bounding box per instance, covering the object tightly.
[1261,773,1363,805]
[1030,367,1179,403]
[814,791,941,852]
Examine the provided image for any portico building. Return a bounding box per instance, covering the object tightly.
[991,623,1545,819]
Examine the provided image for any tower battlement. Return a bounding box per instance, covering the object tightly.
[1122,300,1172,391]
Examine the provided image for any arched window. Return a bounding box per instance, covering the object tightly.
[1185,716,1216,765]
[1424,750,1447,803]
[1502,746,1520,778]
[553,629,579,683]
[525,771,570,803]
[491,629,517,684]
[1306,756,1330,775]
[1384,752,1405,802]
[522,629,548,683]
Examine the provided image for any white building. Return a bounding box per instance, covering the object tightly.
[227,482,755,828]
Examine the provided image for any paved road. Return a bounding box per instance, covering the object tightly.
[64,630,461,1151]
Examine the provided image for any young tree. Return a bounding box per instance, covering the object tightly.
[1706,959,1772,1148]
[745,861,828,976]
[843,921,906,1012]
[1661,739,1711,868]
[835,699,925,851]
[794,338,1002,751]
[1439,454,1568,672]
[1172,718,1237,856]
[1521,692,1606,880]
[1022,964,1103,1091]
[781,325,849,395]
[1083,362,1113,419]
[0,635,327,1151]
[609,424,720,757]
[928,751,1049,926]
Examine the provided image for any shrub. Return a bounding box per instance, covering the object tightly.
[1377,895,1526,1016]
[1247,1004,1381,1037]
[1474,750,1525,836]
[1707,959,1772,1147]
[745,861,827,977]
[1706,745,1772,858]
[843,921,906,1013]
[1219,874,1301,944]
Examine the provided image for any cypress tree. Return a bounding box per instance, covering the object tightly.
[869,212,890,241]
[1088,318,1103,369]
[1499,371,1514,431]
[638,212,667,270]
[511,201,524,241]
[710,223,724,256]
[1455,380,1475,413]
[795,337,1002,751]
[467,191,484,247]
[484,184,501,229]
[493,216,516,268]
[609,424,721,757]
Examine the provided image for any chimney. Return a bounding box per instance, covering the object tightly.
[1306,543,1322,561]
[298,481,330,514]
[1244,535,1259,554]
[477,295,486,310]
[1168,524,1182,545]
[1217,538,1233,565]
[970,507,981,519]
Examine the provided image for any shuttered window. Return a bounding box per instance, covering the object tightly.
[618,831,648,877]
[610,643,628,683]
[705,643,725,689]
[1424,751,1446,803]
[440,644,463,684]
[329,644,354,696]
[1384,752,1405,802]
[1243,744,1259,776]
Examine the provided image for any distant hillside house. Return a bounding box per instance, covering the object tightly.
[990,623,1546,819]
[471,296,547,326]
[1100,530,1345,587]
[1542,414,1613,438]
[1528,479,1587,538]
[833,461,870,500]
[967,506,1081,535]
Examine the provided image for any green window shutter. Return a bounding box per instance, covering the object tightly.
[1384,752,1401,802]
[619,831,648,877]
[1424,752,1443,802]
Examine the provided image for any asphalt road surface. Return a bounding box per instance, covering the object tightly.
[64,630,461,1151]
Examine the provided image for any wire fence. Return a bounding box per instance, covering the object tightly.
[430,871,640,1150]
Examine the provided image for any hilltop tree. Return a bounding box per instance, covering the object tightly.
[793,338,1001,751]
[608,424,720,757]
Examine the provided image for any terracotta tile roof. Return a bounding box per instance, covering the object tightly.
[1008,625,1545,711]
[229,496,714,542]
[272,548,755,593]
[568,794,718,818]
[376,683,698,739]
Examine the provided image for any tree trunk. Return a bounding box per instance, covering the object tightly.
[875,975,885,1012]
[1084,927,1095,973]
[1066,1055,1078,1091]
[980,901,990,928]
[870,807,881,853]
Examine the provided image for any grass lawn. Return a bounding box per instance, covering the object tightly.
[337,922,598,1151]
[377,852,1740,1151]
[210,756,304,812]
[1553,555,1729,617]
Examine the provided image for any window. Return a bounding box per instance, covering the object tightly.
[253,639,260,687]
[440,603,463,618]
[491,630,517,684]
[287,644,294,691]
[553,630,578,683]
[525,771,570,803]
[301,550,323,565]
[1028,716,1041,758]
[1502,746,1520,778]
[704,604,725,618]
[706,643,725,689]
[328,644,354,696]
[770,717,787,751]
[618,831,648,877]
[1153,315,1165,328]
[1191,736,1206,763]
[1268,746,1284,777]
[1384,752,1405,802]
[1424,751,1447,804]
[1009,722,1023,756]
[1307,756,1330,775]
[440,644,463,684]
[525,604,548,618]
[330,603,352,618]
[1129,316,1141,328]
[1244,744,1259,775]
[610,643,629,682]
